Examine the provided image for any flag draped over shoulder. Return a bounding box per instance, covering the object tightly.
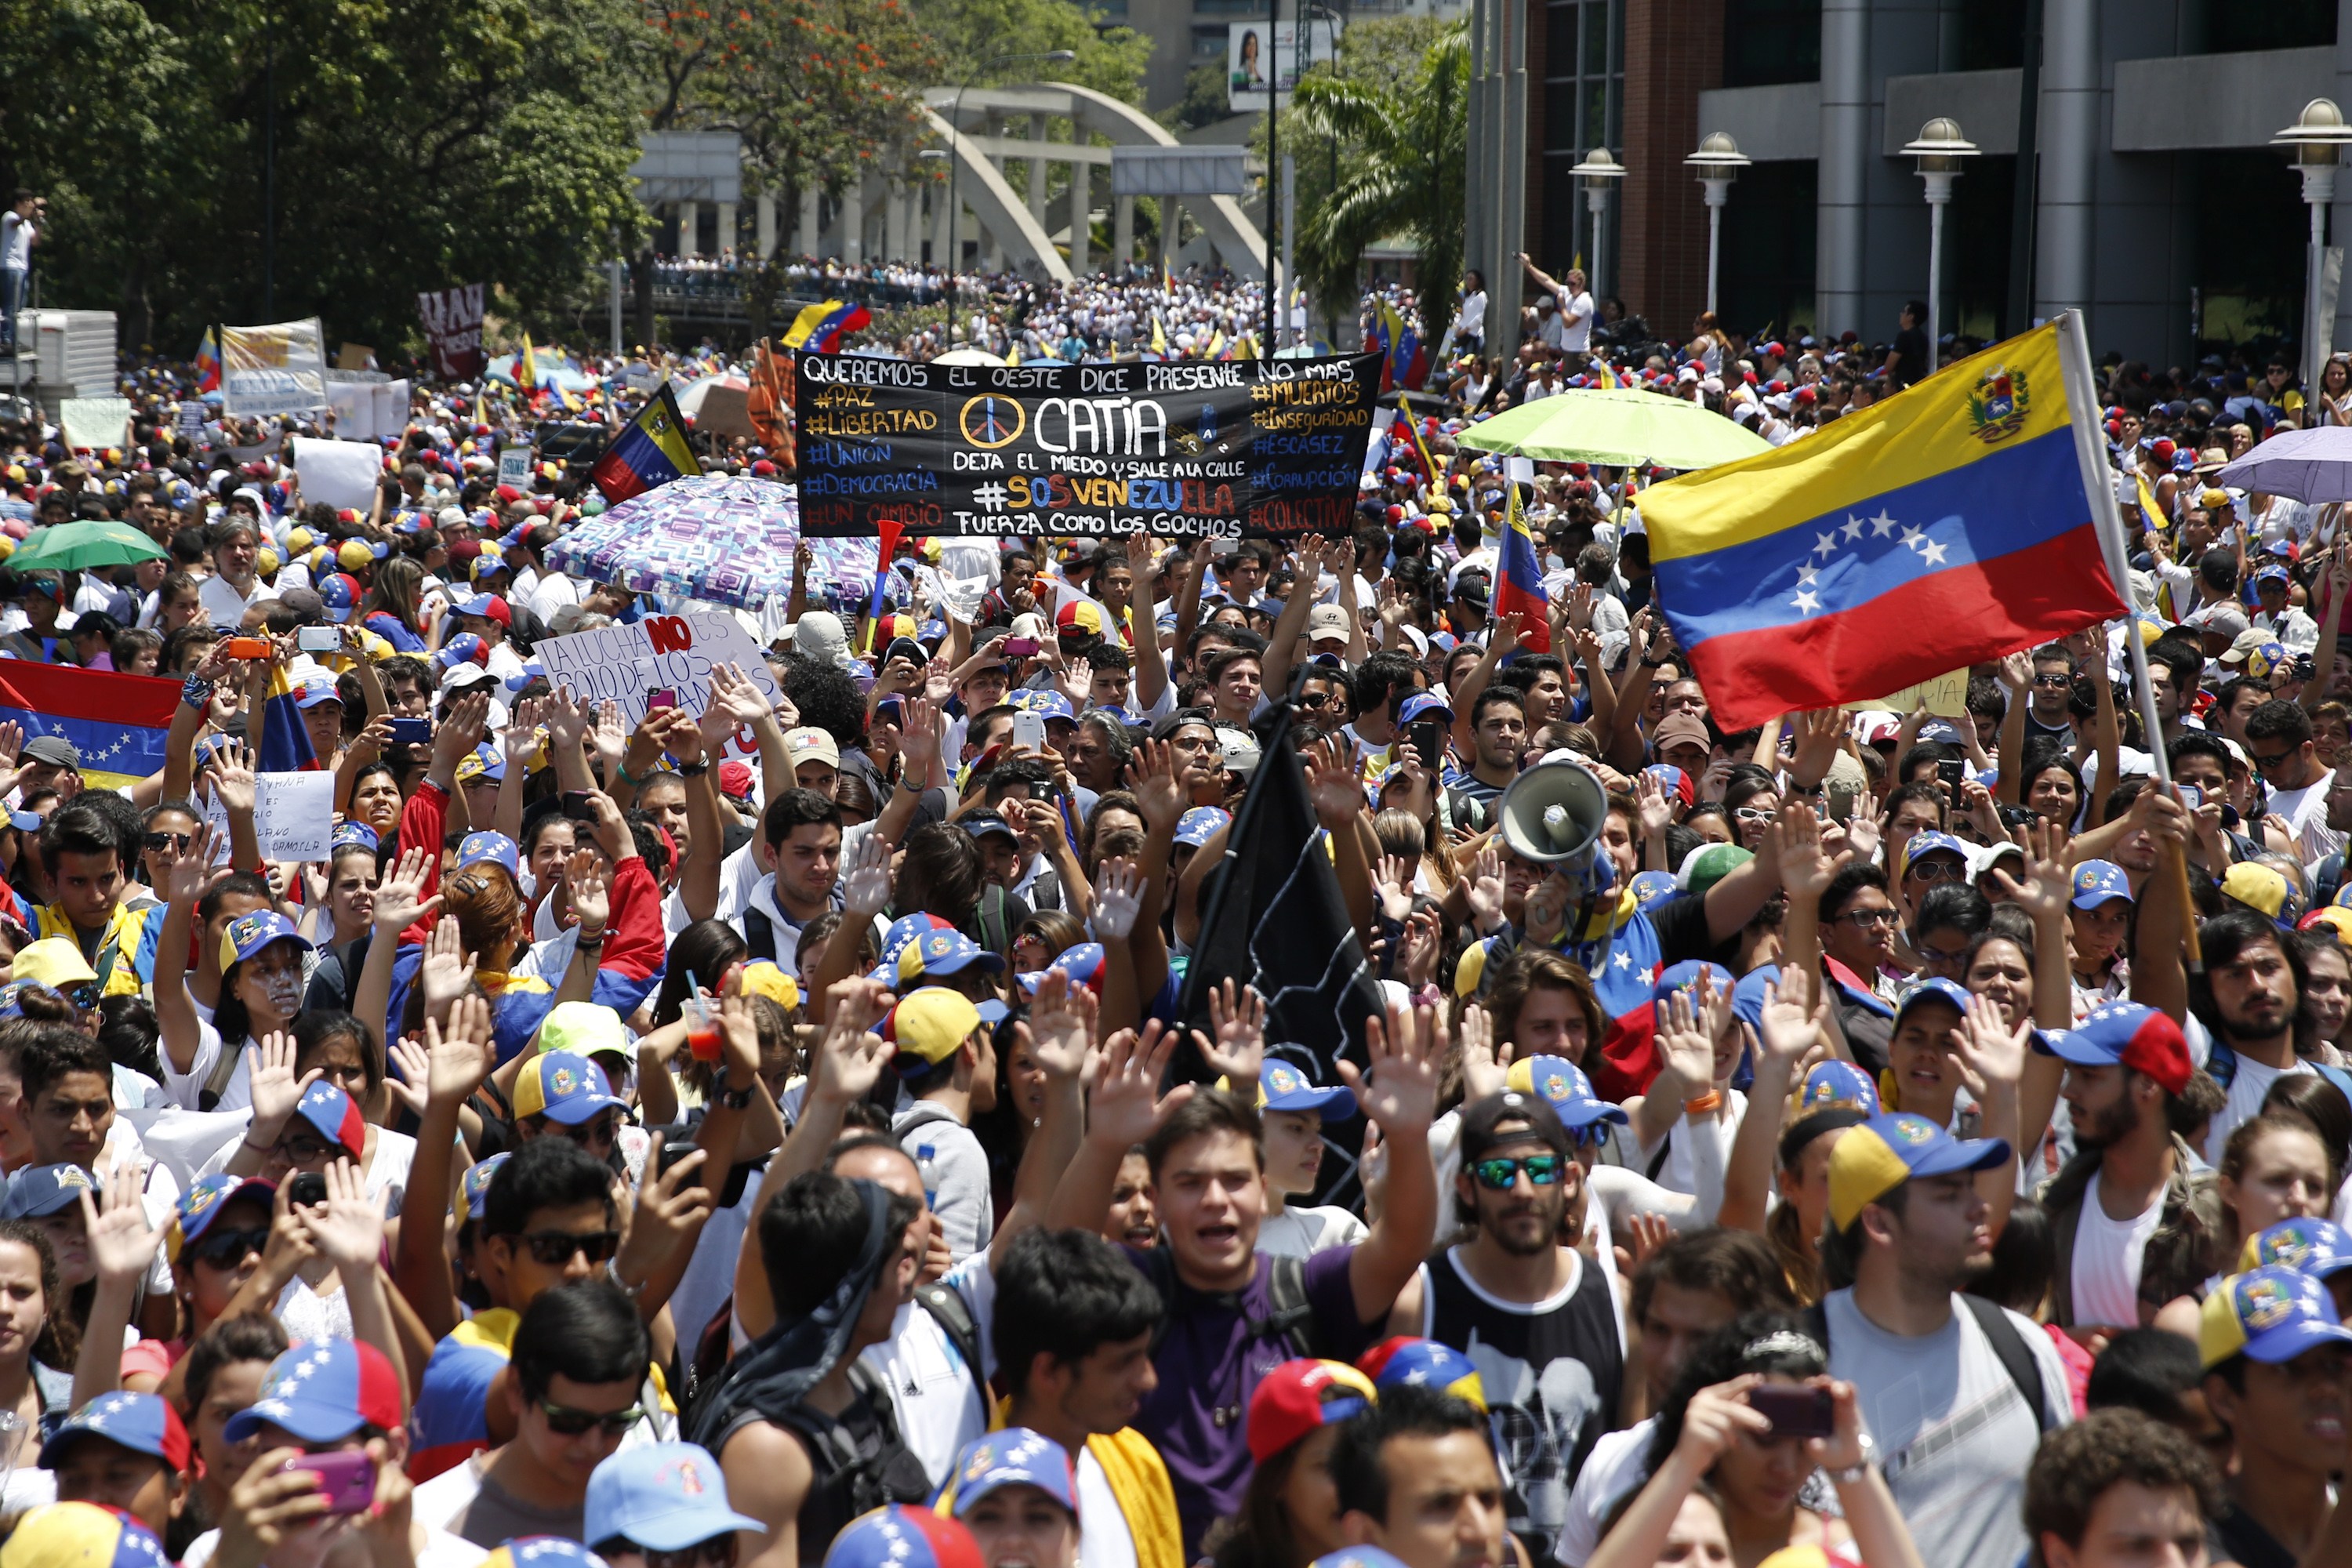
[0,666,177,790]
[590,383,702,504]
[1176,713,1382,1094]
[781,300,870,355]
[1639,321,2127,729]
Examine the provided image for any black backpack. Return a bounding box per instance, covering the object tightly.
[1137,1246,1322,1359]
[1804,1295,2052,1436]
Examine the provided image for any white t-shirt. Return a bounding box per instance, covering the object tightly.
[1555,1417,1652,1566]
[2267,775,2343,863]
[1254,1203,1369,1258]
[2067,1170,2165,1330]
[1820,1290,2071,1568]
[198,572,274,632]
[1076,1446,1142,1568]
[860,1296,989,1490]
[157,1019,252,1112]
[181,1524,484,1568]
[1,213,34,272]
[2207,1050,2314,1165]
[1558,291,1595,352]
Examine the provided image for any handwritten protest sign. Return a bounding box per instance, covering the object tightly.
[197,771,336,863]
[291,437,385,513]
[59,398,132,453]
[533,612,783,760]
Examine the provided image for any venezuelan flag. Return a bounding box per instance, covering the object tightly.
[1149,312,1167,356]
[518,335,538,392]
[1592,360,1621,390]
[782,299,871,354]
[253,663,320,773]
[590,383,702,504]
[0,665,178,790]
[193,329,222,395]
[1639,320,2126,729]
[1495,483,1550,653]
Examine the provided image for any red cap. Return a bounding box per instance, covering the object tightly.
[718,760,754,799]
[1247,1359,1377,1461]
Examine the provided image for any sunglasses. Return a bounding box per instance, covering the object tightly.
[637,1541,739,1568]
[1906,859,1965,882]
[1733,807,1777,823]
[2031,673,2073,689]
[58,984,96,1011]
[538,1399,642,1438]
[2252,749,2298,772]
[1471,1154,1565,1189]
[519,1229,621,1266]
[190,1225,270,1269]
[143,832,191,854]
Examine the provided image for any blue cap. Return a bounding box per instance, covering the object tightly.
[1259,1060,1356,1118]
[2040,1000,2192,1095]
[1503,1054,1627,1130]
[38,1391,191,1472]
[1902,831,1970,875]
[1828,1112,2013,1229]
[462,1152,510,1219]
[220,909,312,971]
[172,1173,275,1254]
[7,811,40,833]
[2256,564,2292,585]
[958,811,1018,843]
[436,633,488,670]
[1628,869,1679,912]
[456,744,506,786]
[819,1504,980,1568]
[318,575,358,622]
[0,1163,96,1220]
[457,830,519,876]
[1893,975,1973,1028]
[1650,960,1734,1028]
[222,1340,403,1445]
[1013,690,1076,723]
[514,1052,627,1126]
[2070,859,2135,909]
[585,1443,764,1552]
[1397,692,1452,726]
[331,821,379,853]
[1795,1061,1880,1118]
[452,593,506,622]
[947,1428,1078,1519]
[2201,1265,2352,1368]
[2245,1218,2352,1279]
[295,676,343,710]
[878,913,956,972]
[895,927,1006,985]
[1309,1552,1414,1568]
[1174,807,1230,848]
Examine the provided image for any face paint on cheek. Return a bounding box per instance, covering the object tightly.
[260,975,303,1015]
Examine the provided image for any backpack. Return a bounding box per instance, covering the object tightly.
[1137,1245,1323,1360]
[913,1282,985,1381]
[759,1361,932,1551]
[1804,1295,2052,1436]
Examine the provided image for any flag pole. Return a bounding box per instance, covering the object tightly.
[2056,307,2201,968]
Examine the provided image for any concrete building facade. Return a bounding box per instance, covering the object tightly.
[1479,0,2352,365]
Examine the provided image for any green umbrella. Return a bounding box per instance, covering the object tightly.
[8,520,169,572]
[1454,387,1771,471]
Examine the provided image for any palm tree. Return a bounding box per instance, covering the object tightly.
[1289,24,1468,340]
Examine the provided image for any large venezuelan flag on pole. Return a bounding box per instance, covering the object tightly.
[781,299,871,354]
[1494,483,1551,654]
[0,665,179,790]
[590,383,702,505]
[1639,317,2127,730]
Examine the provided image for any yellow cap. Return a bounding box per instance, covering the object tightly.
[739,961,800,1011]
[536,1000,629,1058]
[11,937,96,989]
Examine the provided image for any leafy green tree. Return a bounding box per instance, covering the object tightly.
[913,0,1149,104]
[1289,19,1466,338]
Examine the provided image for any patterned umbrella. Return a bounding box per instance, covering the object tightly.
[541,475,876,610]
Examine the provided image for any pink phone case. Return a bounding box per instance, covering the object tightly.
[290,1451,376,1515]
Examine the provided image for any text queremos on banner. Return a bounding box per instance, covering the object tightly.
[793,351,1381,541]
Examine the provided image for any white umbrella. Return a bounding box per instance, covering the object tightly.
[2213,426,2352,504]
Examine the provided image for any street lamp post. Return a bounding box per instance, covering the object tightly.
[942,48,1076,328]
[1567,147,1626,299]
[2274,99,2352,396]
[1900,118,1978,366]
[1685,132,1749,318]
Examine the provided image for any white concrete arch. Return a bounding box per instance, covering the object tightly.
[920,104,1075,283]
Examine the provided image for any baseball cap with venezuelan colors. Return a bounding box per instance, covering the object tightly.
[1825,1113,2011,1231]
[1355,1337,1486,1408]
[512,1052,626,1125]
[0,1503,170,1568]
[1246,1358,1377,1462]
[820,1505,983,1568]
[946,1428,1078,1518]
[2238,1217,2352,1278]
[2198,1265,2352,1370]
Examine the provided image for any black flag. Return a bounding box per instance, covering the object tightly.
[1175,709,1385,1207]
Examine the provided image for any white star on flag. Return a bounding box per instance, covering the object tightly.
[1871,510,1899,536]
[1791,590,1822,616]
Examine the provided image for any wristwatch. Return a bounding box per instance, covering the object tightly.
[716,1075,756,1111]
[675,758,710,778]
[1828,1432,1878,1484]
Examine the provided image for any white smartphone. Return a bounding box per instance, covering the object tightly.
[1011,711,1047,751]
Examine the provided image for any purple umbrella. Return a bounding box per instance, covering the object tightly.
[2214,426,2352,504]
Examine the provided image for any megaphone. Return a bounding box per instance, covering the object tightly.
[1495,759,1610,866]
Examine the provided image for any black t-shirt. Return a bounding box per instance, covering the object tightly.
[1891,325,1931,389]
[1423,1246,1623,1554]
[2210,1502,2297,1568]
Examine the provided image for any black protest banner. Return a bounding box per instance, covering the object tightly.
[794,351,1380,540]
[416,285,486,382]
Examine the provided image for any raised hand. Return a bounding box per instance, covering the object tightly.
[811,978,897,1103]
[1777,798,1851,902]
[245,1032,318,1146]
[1340,995,1440,1131]
[543,683,589,753]
[370,846,438,935]
[899,694,943,779]
[1399,908,1443,989]
[425,994,495,1107]
[1998,650,2033,691]
[1374,853,1416,925]
[416,915,477,1011]
[383,1036,433,1120]
[1026,968,1096,1082]
[1755,969,1828,1077]
[167,822,224,906]
[1458,1003,1506,1101]
[1087,1022,1194,1147]
[1656,979,1721,1102]
[1124,737,1185,831]
[1062,655,1094,706]
[1990,816,2071,923]
[306,1160,389,1274]
[211,739,257,816]
[1464,843,1508,934]
[840,831,894,920]
[1192,978,1267,1086]
[614,1144,714,1290]
[564,846,611,934]
[80,1152,165,1293]
[1092,858,1143,940]
[1305,753,1364,831]
[1954,989,2030,1099]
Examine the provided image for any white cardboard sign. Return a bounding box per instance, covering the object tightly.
[532,612,784,760]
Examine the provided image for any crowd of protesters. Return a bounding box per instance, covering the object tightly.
[0,245,2336,1568]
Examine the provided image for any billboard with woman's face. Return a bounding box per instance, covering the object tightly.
[1226,19,1340,112]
